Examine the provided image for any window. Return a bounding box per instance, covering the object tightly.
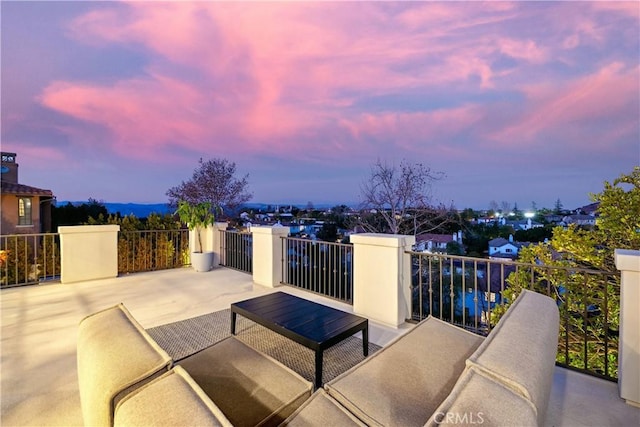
[18,197,32,225]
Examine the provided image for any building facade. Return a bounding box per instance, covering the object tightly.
[1,152,54,234]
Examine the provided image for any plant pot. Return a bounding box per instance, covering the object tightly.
[191,251,214,272]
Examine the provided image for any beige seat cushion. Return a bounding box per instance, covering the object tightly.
[424,366,537,427]
[281,389,366,427]
[114,366,232,426]
[466,290,559,424]
[325,316,484,427]
[77,303,172,427]
[178,337,313,427]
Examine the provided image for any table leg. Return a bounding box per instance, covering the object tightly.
[315,350,323,389]
[230,310,237,335]
[363,326,369,357]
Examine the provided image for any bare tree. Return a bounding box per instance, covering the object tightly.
[358,159,451,235]
[166,158,252,212]
[488,200,499,214]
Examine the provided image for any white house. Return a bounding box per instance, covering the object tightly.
[476,216,500,225]
[563,214,596,227]
[488,235,528,259]
[414,231,462,253]
[505,218,543,231]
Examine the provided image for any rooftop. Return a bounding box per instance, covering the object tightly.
[1,267,638,426]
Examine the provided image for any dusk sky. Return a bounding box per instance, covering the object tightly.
[2,1,639,210]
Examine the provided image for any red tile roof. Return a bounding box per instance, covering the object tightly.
[1,182,53,197]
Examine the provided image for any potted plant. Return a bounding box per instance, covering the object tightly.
[176,201,216,272]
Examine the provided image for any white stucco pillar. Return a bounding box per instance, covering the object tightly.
[212,222,228,267]
[252,225,289,288]
[58,225,120,284]
[615,249,640,407]
[350,233,416,327]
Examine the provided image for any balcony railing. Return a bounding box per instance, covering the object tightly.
[219,230,252,273]
[0,233,60,287]
[2,226,624,384]
[409,252,620,381]
[118,230,190,274]
[281,237,353,303]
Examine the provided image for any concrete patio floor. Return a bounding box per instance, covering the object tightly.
[1,267,638,426]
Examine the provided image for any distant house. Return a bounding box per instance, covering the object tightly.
[1,152,54,234]
[563,214,596,227]
[544,214,564,224]
[475,216,543,231]
[475,216,500,225]
[488,235,529,260]
[575,202,599,215]
[414,231,462,253]
[505,218,543,231]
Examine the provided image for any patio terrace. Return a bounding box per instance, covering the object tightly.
[1,267,638,426]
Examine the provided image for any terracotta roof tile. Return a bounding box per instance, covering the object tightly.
[1,182,53,196]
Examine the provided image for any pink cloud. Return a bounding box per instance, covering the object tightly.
[397,1,517,32]
[62,2,347,151]
[39,70,320,161]
[35,1,637,168]
[12,145,66,165]
[40,74,215,157]
[67,2,516,101]
[546,1,639,52]
[68,3,213,62]
[339,105,484,158]
[489,62,639,146]
[592,1,640,18]
[497,38,548,64]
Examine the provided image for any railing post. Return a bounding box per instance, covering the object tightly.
[212,222,228,268]
[58,225,120,284]
[251,225,289,288]
[615,249,640,407]
[350,233,415,327]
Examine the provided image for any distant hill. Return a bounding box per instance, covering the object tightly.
[57,201,172,218]
[103,203,172,217]
[241,202,352,210]
[56,201,353,218]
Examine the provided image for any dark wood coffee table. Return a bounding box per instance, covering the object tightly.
[230,292,369,388]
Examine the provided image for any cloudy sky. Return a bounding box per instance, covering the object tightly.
[2,1,638,210]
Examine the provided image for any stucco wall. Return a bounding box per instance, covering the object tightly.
[1,194,42,235]
[351,233,416,327]
[252,225,289,288]
[58,225,120,283]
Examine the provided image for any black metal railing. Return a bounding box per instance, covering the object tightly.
[0,233,60,287]
[219,230,252,273]
[281,237,353,303]
[118,230,190,274]
[409,252,620,381]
